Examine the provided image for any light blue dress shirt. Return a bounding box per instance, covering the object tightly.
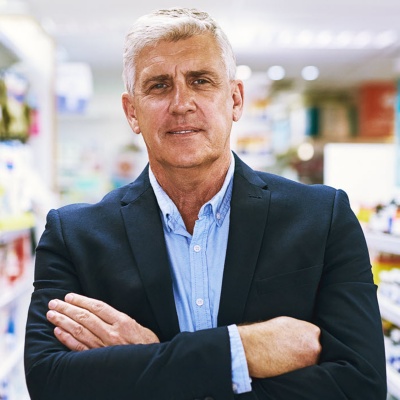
[149,154,252,394]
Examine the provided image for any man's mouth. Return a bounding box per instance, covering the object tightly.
[168,129,200,134]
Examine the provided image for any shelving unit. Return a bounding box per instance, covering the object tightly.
[365,231,400,399]
[364,231,400,255]
[0,261,33,310]
[0,225,33,400]
[0,12,55,400]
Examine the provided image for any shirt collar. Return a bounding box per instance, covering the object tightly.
[149,153,235,232]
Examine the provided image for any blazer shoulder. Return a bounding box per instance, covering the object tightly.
[253,170,344,213]
[234,153,339,207]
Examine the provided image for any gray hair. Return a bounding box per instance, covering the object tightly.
[122,8,236,94]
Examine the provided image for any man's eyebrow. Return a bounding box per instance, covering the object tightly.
[142,74,170,87]
[186,69,219,79]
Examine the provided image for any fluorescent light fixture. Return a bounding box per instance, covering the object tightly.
[335,31,353,48]
[296,30,313,47]
[316,31,333,47]
[373,30,398,48]
[297,142,314,161]
[353,31,372,48]
[301,66,319,81]
[277,31,293,46]
[236,65,252,80]
[268,65,285,81]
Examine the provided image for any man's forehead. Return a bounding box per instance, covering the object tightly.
[136,54,224,83]
[136,35,222,67]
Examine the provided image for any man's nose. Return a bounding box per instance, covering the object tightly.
[168,83,196,114]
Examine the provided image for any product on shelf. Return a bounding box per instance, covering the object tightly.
[0,70,33,143]
[0,141,36,229]
[0,229,33,400]
[359,199,400,237]
[378,264,400,301]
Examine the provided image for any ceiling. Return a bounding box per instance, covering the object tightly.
[3,0,400,89]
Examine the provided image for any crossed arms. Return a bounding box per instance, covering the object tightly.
[24,189,387,399]
[46,293,321,378]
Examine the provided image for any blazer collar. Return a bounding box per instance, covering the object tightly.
[120,167,181,341]
[218,154,271,326]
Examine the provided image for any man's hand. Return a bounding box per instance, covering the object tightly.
[46,293,160,351]
[238,316,321,379]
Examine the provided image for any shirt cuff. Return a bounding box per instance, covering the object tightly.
[227,324,252,394]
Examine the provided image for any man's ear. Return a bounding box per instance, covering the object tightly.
[232,80,244,122]
[122,92,141,134]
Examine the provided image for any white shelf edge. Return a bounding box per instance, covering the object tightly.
[378,294,400,327]
[364,231,400,255]
[0,227,32,244]
[0,273,33,309]
[387,364,400,399]
[0,342,24,381]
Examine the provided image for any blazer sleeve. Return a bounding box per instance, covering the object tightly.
[235,189,387,400]
[24,209,234,400]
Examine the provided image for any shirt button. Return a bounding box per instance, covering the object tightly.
[196,298,204,307]
[193,245,201,252]
[216,212,221,220]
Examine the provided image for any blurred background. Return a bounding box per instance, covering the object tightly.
[0,0,400,399]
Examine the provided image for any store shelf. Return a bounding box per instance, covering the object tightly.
[0,273,33,309]
[387,364,400,400]
[364,231,400,255]
[0,342,24,382]
[0,214,35,238]
[379,295,400,326]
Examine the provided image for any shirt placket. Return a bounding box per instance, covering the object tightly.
[190,214,212,331]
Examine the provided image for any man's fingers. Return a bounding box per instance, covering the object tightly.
[47,309,104,349]
[47,299,110,347]
[64,293,119,324]
[53,326,90,352]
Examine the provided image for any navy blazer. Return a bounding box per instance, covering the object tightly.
[25,154,386,399]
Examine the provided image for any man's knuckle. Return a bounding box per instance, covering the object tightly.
[72,324,84,337]
[91,301,104,313]
[74,342,87,352]
[76,311,89,322]
[108,330,120,344]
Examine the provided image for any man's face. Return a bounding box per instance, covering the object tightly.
[122,33,244,171]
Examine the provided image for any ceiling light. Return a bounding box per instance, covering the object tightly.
[236,65,252,80]
[268,65,285,81]
[296,30,313,47]
[335,31,353,48]
[277,31,293,47]
[373,30,398,48]
[316,31,333,47]
[301,66,319,81]
[353,31,372,48]
[297,142,314,161]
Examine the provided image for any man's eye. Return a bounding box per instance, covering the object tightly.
[152,83,167,89]
[194,79,209,85]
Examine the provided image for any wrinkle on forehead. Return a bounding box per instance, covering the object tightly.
[134,35,226,85]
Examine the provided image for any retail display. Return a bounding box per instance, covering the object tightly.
[0,229,32,400]
[363,200,400,399]
[0,141,36,400]
[0,13,55,399]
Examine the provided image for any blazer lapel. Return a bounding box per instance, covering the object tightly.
[218,156,271,326]
[120,168,180,341]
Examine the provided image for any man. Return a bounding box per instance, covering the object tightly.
[24,7,387,400]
